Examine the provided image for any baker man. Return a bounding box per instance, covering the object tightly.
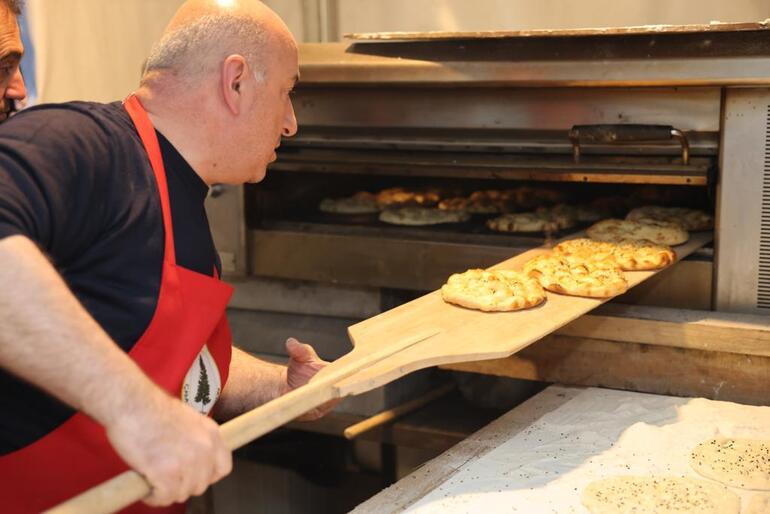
[0,1,333,512]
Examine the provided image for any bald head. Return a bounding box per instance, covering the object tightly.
[142,0,295,86]
[136,0,299,187]
[164,0,288,33]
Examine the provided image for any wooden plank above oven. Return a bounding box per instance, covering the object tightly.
[346,21,770,41]
[298,37,770,87]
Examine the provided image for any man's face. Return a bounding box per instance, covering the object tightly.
[242,40,298,183]
[0,6,25,122]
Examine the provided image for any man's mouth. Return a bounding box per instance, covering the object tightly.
[0,101,17,122]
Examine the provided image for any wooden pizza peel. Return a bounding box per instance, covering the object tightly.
[333,231,712,396]
[46,231,712,514]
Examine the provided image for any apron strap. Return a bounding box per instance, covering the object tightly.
[123,94,177,265]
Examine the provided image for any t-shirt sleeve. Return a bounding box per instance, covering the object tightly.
[0,107,113,261]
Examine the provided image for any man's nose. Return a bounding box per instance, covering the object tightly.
[6,68,27,101]
[282,100,298,137]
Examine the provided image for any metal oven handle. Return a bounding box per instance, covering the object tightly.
[568,124,689,165]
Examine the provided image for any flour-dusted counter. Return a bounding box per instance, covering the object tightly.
[351,386,770,513]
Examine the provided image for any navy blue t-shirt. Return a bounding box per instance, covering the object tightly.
[0,101,221,454]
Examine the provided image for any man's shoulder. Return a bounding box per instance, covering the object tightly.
[16,100,127,119]
[0,101,145,176]
[1,101,133,141]
[0,100,150,198]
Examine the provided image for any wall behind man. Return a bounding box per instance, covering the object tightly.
[25,0,307,103]
[27,0,185,103]
[333,0,770,36]
[24,0,770,103]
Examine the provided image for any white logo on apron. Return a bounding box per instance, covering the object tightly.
[182,345,221,415]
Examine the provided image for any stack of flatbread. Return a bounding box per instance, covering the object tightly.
[379,207,470,226]
[587,218,689,246]
[438,189,516,214]
[437,186,566,215]
[484,203,616,235]
[375,187,442,209]
[318,191,379,214]
[626,205,714,231]
[486,209,576,234]
[321,187,466,225]
[319,187,442,215]
[321,186,571,226]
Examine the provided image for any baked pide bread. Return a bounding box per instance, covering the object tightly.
[587,218,689,246]
[438,190,511,214]
[555,238,676,271]
[486,210,576,234]
[319,191,379,214]
[437,196,500,214]
[601,239,676,271]
[379,207,470,226]
[441,269,546,312]
[626,205,714,231]
[375,187,441,208]
[524,254,629,298]
[437,197,472,212]
[470,189,516,210]
[487,213,557,233]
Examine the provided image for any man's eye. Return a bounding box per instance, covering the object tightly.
[0,63,16,77]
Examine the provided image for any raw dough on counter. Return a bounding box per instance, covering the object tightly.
[689,438,770,490]
[581,475,740,514]
[744,493,770,514]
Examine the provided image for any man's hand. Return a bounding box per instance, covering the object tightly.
[105,391,232,507]
[0,235,232,505]
[283,338,339,421]
[214,342,339,422]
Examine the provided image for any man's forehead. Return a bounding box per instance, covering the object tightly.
[271,43,299,85]
[0,5,18,34]
[0,13,22,60]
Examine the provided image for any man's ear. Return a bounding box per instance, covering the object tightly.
[221,54,247,116]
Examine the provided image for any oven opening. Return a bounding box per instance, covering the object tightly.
[241,124,715,295]
[247,173,714,246]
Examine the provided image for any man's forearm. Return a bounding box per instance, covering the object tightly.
[0,235,165,427]
[0,235,236,506]
[213,347,287,421]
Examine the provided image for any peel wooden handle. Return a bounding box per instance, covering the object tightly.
[45,329,440,514]
[44,383,340,514]
[343,383,455,439]
[43,471,152,514]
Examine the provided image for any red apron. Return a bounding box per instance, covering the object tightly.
[0,95,234,513]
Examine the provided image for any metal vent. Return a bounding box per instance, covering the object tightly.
[758,104,770,309]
